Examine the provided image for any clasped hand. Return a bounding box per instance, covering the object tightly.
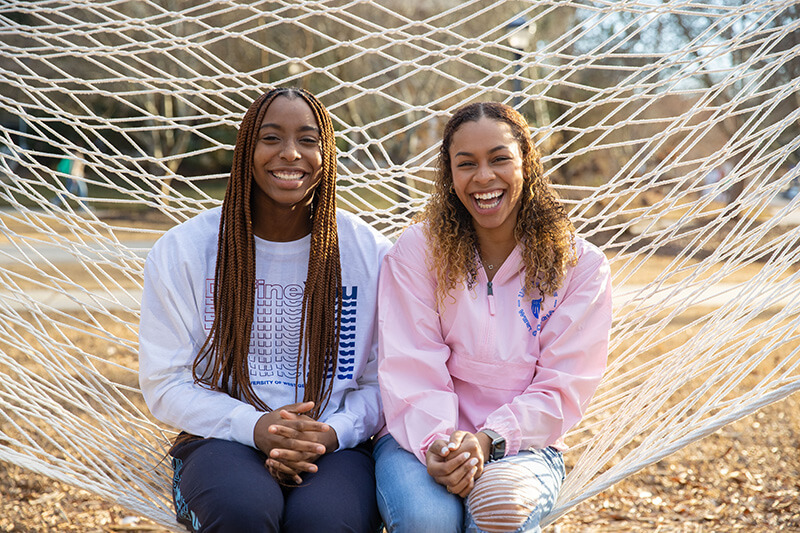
[253,401,338,485]
[425,430,486,498]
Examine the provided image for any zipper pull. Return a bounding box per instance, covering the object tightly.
[487,281,496,316]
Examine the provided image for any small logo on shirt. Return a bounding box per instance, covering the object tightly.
[517,288,557,337]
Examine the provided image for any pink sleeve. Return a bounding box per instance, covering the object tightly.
[377,232,458,463]
[482,244,612,455]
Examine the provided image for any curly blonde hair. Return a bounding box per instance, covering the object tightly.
[422,102,576,303]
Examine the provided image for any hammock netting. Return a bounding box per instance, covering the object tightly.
[0,0,798,528]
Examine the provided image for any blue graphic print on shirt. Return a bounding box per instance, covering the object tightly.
[203,280,358,385]
[338,286,358,380]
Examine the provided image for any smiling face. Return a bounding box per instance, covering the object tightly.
[251,95,323,220]
[449,117,525,241]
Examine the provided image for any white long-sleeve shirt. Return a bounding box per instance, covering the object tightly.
[139,207,391,450]
[378,223,612,463]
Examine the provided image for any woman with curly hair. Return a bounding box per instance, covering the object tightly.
[139,88,388,532]
[374,102,613,532]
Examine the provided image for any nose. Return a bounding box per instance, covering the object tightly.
[475,162,493,183]
[280,140,301,161]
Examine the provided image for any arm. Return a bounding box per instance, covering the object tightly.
[378,236,459,463]
[322,322,383,450]
[311,233,390,451]
[481,244,613,455]
[266,340,381,469]
[138,244,264,447]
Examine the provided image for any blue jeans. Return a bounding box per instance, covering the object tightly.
[374,435,564,533]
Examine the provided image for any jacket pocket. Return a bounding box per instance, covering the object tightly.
[447,353,536,392]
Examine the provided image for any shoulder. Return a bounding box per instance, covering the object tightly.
[336,209,392,253]
[562,236,611,292]
[386,221,428,258]
[335,210,393,278]
[574,236,608,269]
[380,222,433,276]
[147,207,221,263]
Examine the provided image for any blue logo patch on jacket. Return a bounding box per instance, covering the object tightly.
[517,290,558,337]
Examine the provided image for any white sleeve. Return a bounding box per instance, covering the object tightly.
[137,244,263,448]
[323,320,383,450]
[322,234,390,449]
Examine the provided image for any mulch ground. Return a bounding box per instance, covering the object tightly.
[2,392,798,532]
[2,207,799,532]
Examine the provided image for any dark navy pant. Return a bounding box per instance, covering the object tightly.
[170,437,380,533]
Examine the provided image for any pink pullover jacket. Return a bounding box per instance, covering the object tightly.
[378,223,612,463]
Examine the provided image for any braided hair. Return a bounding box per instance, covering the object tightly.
[422,102,576,303]
[193,88,342,419]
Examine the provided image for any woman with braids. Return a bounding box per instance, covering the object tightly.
[139,88,389,532]
[374,102,612,533]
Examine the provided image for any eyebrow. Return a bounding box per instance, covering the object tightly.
[259,123,320,134]
[454,145,507,158]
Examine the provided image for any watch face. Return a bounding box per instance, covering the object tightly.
[491,441,506,460]
[482,429,506,461]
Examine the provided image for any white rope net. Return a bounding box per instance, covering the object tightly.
[0,0,798,528]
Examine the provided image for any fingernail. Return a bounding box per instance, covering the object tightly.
[448,442,459,450]
[469,457,479,466]
[460,452,470,460]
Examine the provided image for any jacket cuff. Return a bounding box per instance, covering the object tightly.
[419,431,451,463]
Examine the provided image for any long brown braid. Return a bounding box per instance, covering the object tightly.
[192,88,342,419]
[422,102,576,303]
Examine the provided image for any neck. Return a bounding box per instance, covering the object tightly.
[251,202,313,242]
[476,227,516,274]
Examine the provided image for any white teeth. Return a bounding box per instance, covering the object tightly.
[473,190,503,209]
[273,171,304,181]
[473,190,502,200]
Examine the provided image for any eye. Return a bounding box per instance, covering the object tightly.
[456,160,476,168]
[300,136,319,145]
[261,133,280,143]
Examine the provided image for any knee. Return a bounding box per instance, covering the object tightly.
[171,439,282,532]
[383,506,462,533]
[467,464,546,533]
[374,436,463,533]
[380,493,463,533]
[189,497,281,533]
[468,503,533,533]
[284,503,378,533]
[174,470,280,532]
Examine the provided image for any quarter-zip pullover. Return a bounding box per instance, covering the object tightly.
[378,222,612,462]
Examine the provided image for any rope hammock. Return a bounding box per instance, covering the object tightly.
[0,0,798,528]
